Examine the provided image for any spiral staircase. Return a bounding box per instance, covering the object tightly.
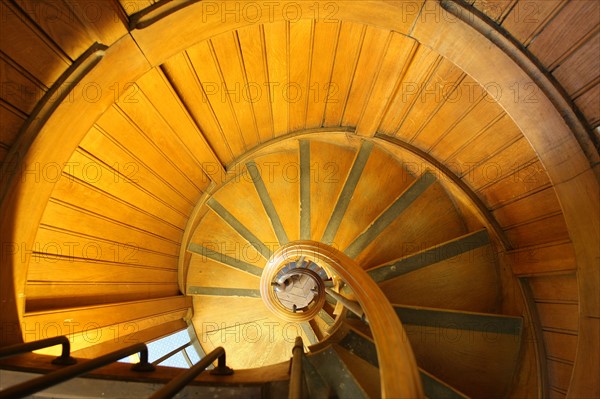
[184,137,523,398]
[0,0,599,398]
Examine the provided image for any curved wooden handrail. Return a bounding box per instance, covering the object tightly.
[261,240,423,398]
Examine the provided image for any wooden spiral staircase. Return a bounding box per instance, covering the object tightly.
[184,138,524,398]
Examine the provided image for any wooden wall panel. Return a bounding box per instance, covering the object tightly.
[305,22,339,129]
[323,22,364,127]
[552,31,599,97]
[0,54,46,114]
[537,303,579,334]
[13,0,95,60]
[237,24,274,142]
[508,242,576,276]
[78,125,194,220]
[0,99,26,146]
[39,199,180,256]
[505,213,570,248]
[527,0,599,69]
[161,52,235,165]
[263,21,290,136]
[501,0,566,45]
[288,19,313,132]
[492,187,562,227]
[0,1,69,86]
[574,82,600,128]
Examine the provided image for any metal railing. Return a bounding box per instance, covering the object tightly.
[0,342,155,399]
[149,346,233,399]
[0,336,76,366]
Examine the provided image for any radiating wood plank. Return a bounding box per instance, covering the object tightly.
[493,187,562,227]
[356,32,415,136]
[552,31,599,96]
[263,20,289,136]
[505,213,570,248]
[411,76,486,150]
[188,245,262,278]
[344,172,436,258]
[246,160,290,244]
[116,85,209,194]
[25,282,179,312]
[463,136,540,191]
[403,320,521,398]
[379,46,445,136]
[378,245,499,313]
[547,359,574,392]
[40,199,180,256]
[289,18,313,132]
[527,0,599,68]
[299,140,311,239]
[574,82,600,127]
[321,141,373,244]
[192,296,300,369]
[67,0,128,46]
[80,123,194,217]
[22,296,190,339]
[305,22,339,129]
[478,159,551,209]
[444,114,523,175]
[211,32,261,150]
[393,304,522,335]
[161,52,234,164]
[190,208,266,268]
[186,256,260,290]
[310,140,356,241]
[356,182,467,270]
[332,145,414,249]
[51,175,182,242]
[27,257,177,283]
[134,67,224,182]
[254,151,301,242]
[0,1,70,86]
[543,331,578,363]
[0,99,26,146]
[537,303,579,334]
[237,24,274,143]
[429,98,505,161]
[501,0,565,45]
[186,40,246,157]
[323,22,365,127]
[35,308,189,356]
[65,145,188,228]
[0,55,46,114]
[368,229,490,282]
[34,225,177,270]
[508,241,576,276]
[473,0,516,21]
[207,198,273,259]
[342,26,390,127]
[529,273,578,303]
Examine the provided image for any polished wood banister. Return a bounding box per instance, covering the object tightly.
[288,336,304,399]
[260,240,424,398]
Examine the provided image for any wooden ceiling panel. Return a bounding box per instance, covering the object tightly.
[356,32,416,137]
[323,22,365,127]
[161,52,235,165]
[263,21,290,136]
[305,22,340,129]
[237,24,275,142]
[289,19,314,132]
[341,26,390,127]
[211,31,261,150]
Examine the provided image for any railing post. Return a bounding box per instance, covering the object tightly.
[289,336,304,399]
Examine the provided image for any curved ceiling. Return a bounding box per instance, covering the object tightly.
[0,1,598,397]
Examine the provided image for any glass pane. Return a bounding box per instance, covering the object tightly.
[159,351,188,368]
